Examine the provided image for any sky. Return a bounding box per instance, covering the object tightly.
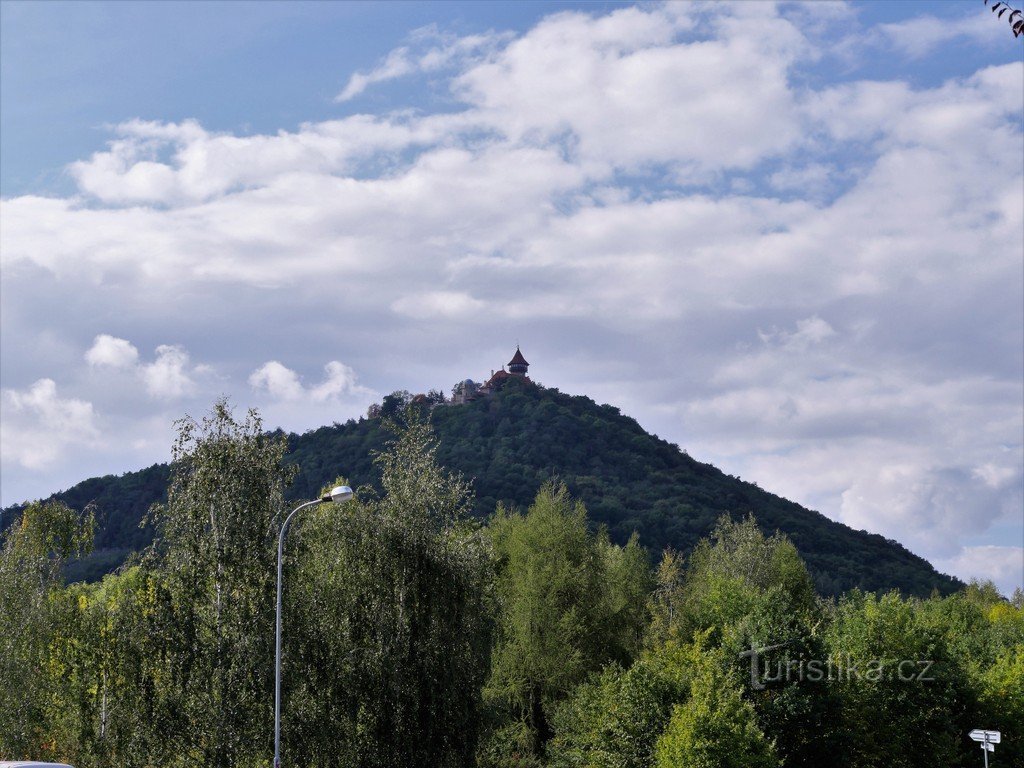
[1,0,1022,595]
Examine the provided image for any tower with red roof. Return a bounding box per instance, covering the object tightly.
[507,346,529,377]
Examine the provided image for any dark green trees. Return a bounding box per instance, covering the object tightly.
[665,516,830,768]
[550,517,804,768]
[823,591,967,768]
[653,642,779,768]
[146,401,296,767]
[547,640,696,768]
[3,395,1021,768]
[8,379,964,598]
[283,413,493,767]
[0,501,93,760]
[482,482,650,762]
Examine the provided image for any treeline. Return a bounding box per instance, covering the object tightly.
[7,377,963,598]
[289,379,964,597]
[1,403,1020,768]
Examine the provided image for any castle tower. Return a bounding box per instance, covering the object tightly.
[508,346,529,376]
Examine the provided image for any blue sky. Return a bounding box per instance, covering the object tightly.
[2,0,1022,593]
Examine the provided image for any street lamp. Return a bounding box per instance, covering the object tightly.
[274,485,353,768]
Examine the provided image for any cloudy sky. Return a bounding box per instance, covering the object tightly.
[1,0,1021,594]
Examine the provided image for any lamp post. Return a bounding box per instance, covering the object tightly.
[274,485,353,768]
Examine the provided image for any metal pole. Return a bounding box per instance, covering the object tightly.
[983,735,989,768]
[272,495,323,768]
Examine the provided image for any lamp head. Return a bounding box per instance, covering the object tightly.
[327,485,354,504]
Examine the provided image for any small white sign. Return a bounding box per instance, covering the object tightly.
[969,729,1001,744]
[982,742,995,752]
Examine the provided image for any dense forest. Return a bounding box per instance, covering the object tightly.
[1,403,1020,768]
[2,377,960,597]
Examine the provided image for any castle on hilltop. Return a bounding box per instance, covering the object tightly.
[369,346,534,418]
[449,346,532,405]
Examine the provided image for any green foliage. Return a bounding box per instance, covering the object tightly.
[658,515,818,647]
[823,591,969,768]
[548,641,695,768]
[0,500,93,761]
[2,451,1020,768]
[977,645,1024,764]
[484,481,651,759]
[4,377,963,598]
[47,566,175,767]
[283,409,493,767]
[654,642,779,768]
[140,400,296,767]
[916,584,1024,765]
[650,516,835,768]
[5,388,1018,768]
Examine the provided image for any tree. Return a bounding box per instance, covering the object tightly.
[663,515,817,645]
[983,1,1024,38]
[0,501,93,760]
[379,390,413,419]
[283,409,493,768]
[49,566,172,768]
[548,640,695,768]
[483,481,650,760]
[917,582,1024,765]
[146,399,296,767]
[977,646,1024,764]
[650,516,834,768]
[654,642,780,768]
[824,591,968,768]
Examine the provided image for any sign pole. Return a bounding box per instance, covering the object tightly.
[983,734,989,768]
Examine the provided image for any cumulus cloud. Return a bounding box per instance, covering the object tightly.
[680,312,1022,566]
[1,3,1021,588]
[250,360,371,402]
[249,361,304,401]
[450,3,804,176]
[141,345,197,400]
[82,336,203,401]
[86,334,140,369]
[1,379,100,469]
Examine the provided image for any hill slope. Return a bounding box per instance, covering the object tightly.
[2,378,960,596]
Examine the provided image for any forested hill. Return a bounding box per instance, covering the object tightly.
[2,377,960,597]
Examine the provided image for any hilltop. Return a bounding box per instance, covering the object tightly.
[2,376,960,596]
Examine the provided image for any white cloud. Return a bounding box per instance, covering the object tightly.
[336,26,509,102]
[876,12,1005,59]
[936,546,1024,598]
[337,46,418,102]
[451,3,803,175]
[1,379,100,469]
[391,290,486,319]
[85,334,140,369]
[839,462,1021,558]
[141,345,196,400]
[680,312,1022,566]
[311,361,369,402]
[249,361,304,401]
[1,3,1021,588]
[758,316,837,350]
[83,336,204,401]
[768,163,837,197]
[250,360,372,403]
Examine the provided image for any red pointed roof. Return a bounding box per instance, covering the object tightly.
[508,347,529,367]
